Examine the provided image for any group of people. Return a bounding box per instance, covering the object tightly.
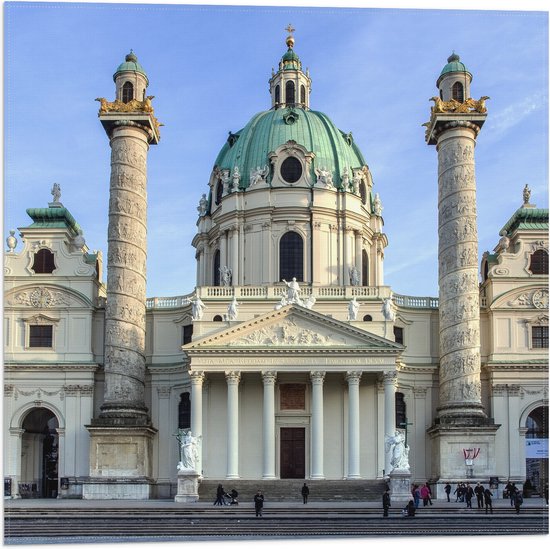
[444,482,498,513]
[213,485,311,516]
[213,484,240,506]
[411,483,433,507]
[382,488,416,518]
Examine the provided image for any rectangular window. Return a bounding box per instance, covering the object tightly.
[29,325,53,347]
[183,324,193,345]
[393,326,404,345]
[532,326,548,349]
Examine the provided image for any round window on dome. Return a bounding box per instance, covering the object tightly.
[280,157,302,184]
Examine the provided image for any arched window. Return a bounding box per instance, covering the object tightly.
[529,249,548,274]
[279,231,303,282]
[178,392,191,430]
[363,314,373,321]
[285,81,295,105]
[359,181,367,205]
[213,315,223,322]
[452,82,464,102]
[122,81,134,103]
[215,180,223,206]
[275,85,280,105]
[300,85,306,105]
[32,249,56,274]
[362,250,369,286]
[213,250,221,286]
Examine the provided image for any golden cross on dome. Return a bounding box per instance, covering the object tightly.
[285,23,295,35]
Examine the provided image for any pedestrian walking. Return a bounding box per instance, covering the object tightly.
[214,484,225,506]
[465,483,474,508]
[254,490,264,517]
[454,483,463,502]
[484,487,493,514]
[426,482,433,505]
[514,490,523,514]
[474,482,484,508]
[383,488,391,517]
[301,482,310,504]
[412,484,421,508]
[420,484,430,507]
[510,483,517,507]
[444,483,451,502]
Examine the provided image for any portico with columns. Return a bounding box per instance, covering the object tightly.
[183,305,402,480]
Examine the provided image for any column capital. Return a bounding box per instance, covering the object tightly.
[9,428,25,436]
[189,370,206,384]
[345,371,362,384]
[310,371,326,384]
[381,370,398,385]
[225,370,241,384]
[261,371,277,385]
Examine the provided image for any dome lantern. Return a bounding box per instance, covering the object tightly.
[269,25,311,110]
[436,51,472,103]
[113,50,149,104]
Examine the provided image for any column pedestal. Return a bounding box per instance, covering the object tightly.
[82,426,157,500]
[389,469,412,504]
[174,471,200,503]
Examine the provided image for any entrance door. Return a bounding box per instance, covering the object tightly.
[280,427,305,478]
[21,408,59,498]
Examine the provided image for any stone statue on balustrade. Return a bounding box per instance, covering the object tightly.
[185,295,206,321]
[382,295,395,322]
[219,265,232,287]
[282,277,303,306]
[349,266,360,286]
[226,296,239,321]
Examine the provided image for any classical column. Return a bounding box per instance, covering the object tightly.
[84,55,159,499]
[430,117,485,421]
[220,231,228,272]
[383,371,397,476]
[230,227,239,286]
[354,230,362,284]
[225,371,241,479]
[346,371,362,478]
[310,371,326,479]
[190,371,205,475]
[261,371,277,479]
[7,428,24,497]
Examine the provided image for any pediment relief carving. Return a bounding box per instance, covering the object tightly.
[187,307,399,350]
[228,318,346,347]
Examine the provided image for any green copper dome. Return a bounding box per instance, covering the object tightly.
[438,52,472,82]
[113,51,149,84]
[214,107,367,189]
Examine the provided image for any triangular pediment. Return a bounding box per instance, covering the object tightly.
[184,304,402,353]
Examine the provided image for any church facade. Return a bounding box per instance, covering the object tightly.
[3,32,548,500]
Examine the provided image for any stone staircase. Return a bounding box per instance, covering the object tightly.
[198,479,387,503]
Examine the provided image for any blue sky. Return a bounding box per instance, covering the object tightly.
[4,1,548,299]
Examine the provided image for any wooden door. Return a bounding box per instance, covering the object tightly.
[280,427,305,478]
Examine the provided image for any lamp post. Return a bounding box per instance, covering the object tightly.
[399,418,413,447]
